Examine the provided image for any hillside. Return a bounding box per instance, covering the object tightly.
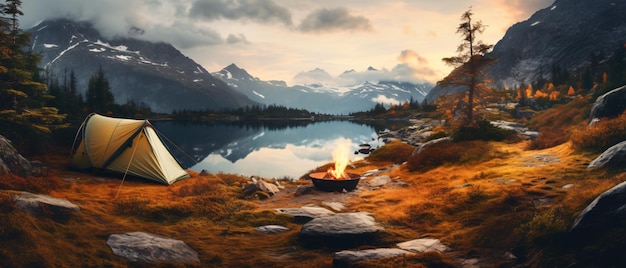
[2,100,625,266]
[28,19,257,113]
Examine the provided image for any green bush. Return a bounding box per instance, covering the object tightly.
[452,120,515,142]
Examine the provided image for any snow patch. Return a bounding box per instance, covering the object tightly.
[531,21,541,27]
[252,90,265,99]
[94,40,139,54]
[115,55,132,61]
[550,5,557,11]
[43,43,58,48]
[193,79,203,82]
[89,47,105,52]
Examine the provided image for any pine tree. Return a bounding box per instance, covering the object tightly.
[0,0,66,136]
[438,8,494,125]
[86,66,115,114]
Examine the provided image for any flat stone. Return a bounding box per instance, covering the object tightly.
[333,248,412,266]
[13,192,80,216]
[255,225,289,234]
[107,232,199,263]
[397,238,448,253]
[300,212,383,237]
[368,175,391,188]
[275,206,336,222]
[322,201,346,212]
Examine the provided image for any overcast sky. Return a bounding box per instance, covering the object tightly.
[21,0,554,85]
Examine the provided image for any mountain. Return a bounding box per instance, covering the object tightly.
[213,64,433,115]
[27,19,257,113]
[425,0,626,102]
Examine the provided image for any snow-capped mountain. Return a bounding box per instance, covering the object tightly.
[425,0,626,103]
[213,64,433,115]
[28,19,257,113]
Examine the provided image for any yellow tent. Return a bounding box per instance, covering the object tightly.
[70,113,189,185]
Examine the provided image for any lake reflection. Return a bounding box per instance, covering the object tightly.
[151,120,397,179]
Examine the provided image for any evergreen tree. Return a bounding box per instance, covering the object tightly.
[0,0,66,138]
[86,66,114,114]
[438,8,495,125]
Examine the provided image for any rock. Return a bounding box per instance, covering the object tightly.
[333,248,412,267]
[0,135,37,177]
[490,120,538,140]
[275,206,336,222]
[107,232,199,263]
[199,169,211,176]
[294,186,313,196]
[323,201,346,212]
[243,179,280,197]
[13,192,80,220]
[589,85,626,122]
[411,137,452,157]
[368,175,391,188]
[570,181,626,234]
[397,238,448,253]
[587,140,626,170]
[255,225,289,234]
[300,212,383,237]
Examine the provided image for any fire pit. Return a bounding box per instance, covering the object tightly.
[309,172,361,192]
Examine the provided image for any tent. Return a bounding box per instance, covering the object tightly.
[70,113,190,185]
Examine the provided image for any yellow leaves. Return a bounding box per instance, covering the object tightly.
[534,89,548,99]
[567,86,576,96]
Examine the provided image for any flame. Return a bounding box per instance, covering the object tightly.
[327,139,351,179]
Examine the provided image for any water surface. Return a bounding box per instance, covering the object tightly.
[152,120,401,179]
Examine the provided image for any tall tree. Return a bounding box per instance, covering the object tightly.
[86,67,114,114]
[438,8,494,125]
[0,0,66,137]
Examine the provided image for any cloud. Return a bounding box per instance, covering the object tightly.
[489,0,554,22]
[142,21,224,49]
[226,33,250,44]
[189,0,292,26]
[298,7,373,33]
[371,95,402,106]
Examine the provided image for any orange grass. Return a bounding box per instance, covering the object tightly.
[0,138,623,267]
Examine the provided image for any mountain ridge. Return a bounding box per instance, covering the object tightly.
[28,19,258,113]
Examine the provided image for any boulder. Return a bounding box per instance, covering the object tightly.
[397,238,448,253]
[570,181,626,234]
[275,206,336,222]
[589,85,626,122]
[243,179,280,197]
[0,135,37,177]
[255,225,289,234]
[13,192,80,220]
[333,248,412,267]
[587,140,626,170]
[106,232,199,263]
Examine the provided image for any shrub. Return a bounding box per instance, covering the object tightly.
[407,140,493,171]
[571,111,626,152]
[452,120,515,142]
[528,127,569,150]
[366,140,415,163]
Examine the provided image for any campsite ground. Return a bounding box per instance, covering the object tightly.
[1,136,623,267]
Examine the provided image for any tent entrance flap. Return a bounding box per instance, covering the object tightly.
[69,113,190,185]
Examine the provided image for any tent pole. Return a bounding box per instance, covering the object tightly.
[114,134,141,199]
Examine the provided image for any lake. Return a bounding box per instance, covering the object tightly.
[151,120,408,179]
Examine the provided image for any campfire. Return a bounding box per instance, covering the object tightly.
[309,140,361,192]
